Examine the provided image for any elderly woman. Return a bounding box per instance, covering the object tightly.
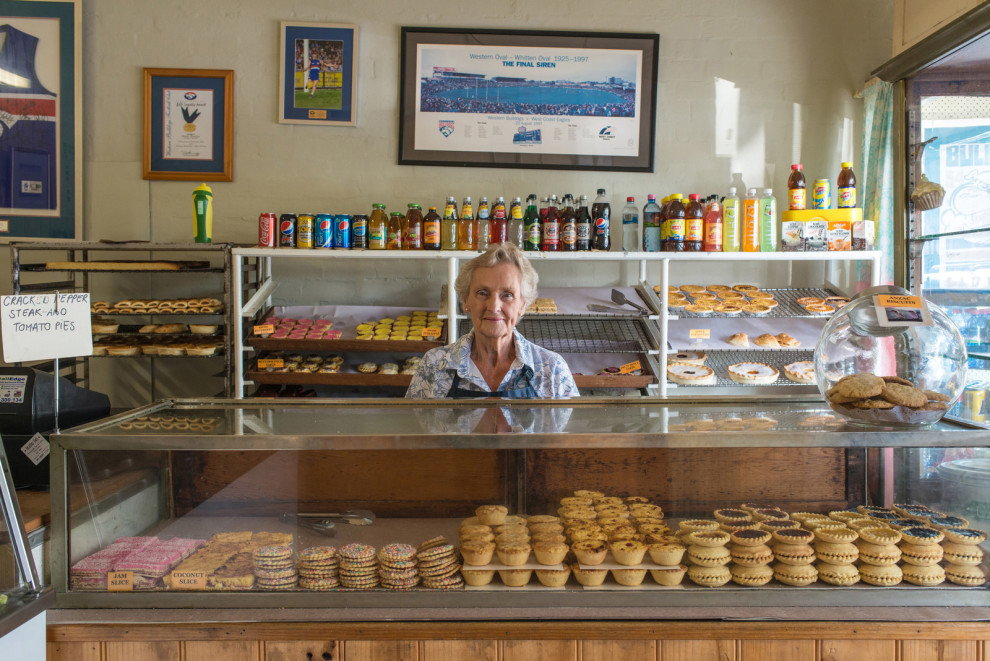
[406,242,578,399]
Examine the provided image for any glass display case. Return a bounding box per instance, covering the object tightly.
[0,442,50,638]
[50,398,990,620]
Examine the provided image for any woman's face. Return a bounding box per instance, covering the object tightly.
[463,262,526,342]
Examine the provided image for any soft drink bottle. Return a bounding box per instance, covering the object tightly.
[441,196,458,250]
[642,194,661,252]
[742,188,760,252]
[509,197,524,248]
[703,198,722,252]
[476,196,491,251]
[368,204,387,249]
[759,188,777,252]
[621,196,639,252]
[684,194,704,252]
[591,188,611,251]
[837,162,857,208]
[490,196,508,245]
[560,194,577,251]
[788,164,807,210]
[523,194,541,251]
[422,206,441,250]
[666,194,685,252]
[542,194,560,251]
[387,212,404,249]
[575,195,591,250]
[457,196,475,250]
[404,203,423,249]
[722,188,740,252]
[192,184,213,243]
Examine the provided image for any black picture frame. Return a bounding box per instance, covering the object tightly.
[399,27,658,172]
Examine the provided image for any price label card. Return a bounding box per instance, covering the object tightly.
[421,327,442,338]
[874,294,932,328]
[170,571,207,590]
[323,329,342,340]
[20,433,50,466]
[1,293,92,362]
[619,360,642,374]
[257,358,284,369]
[253,324,274,336]
[107,571,133,591]
[689,328,711,340]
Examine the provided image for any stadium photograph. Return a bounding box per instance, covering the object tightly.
[294,38,344,109]
[417,46,638,118]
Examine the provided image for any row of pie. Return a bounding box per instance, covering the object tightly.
[667,359,814,386]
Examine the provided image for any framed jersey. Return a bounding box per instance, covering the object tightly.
[0,0,81,240]
[278,22,358,127]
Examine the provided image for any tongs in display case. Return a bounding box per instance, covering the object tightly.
[279,509,376,536]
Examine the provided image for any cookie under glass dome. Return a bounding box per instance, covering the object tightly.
[814,285,968,427]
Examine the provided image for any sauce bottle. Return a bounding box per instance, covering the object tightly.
[422,206,441,250]
[742,188,760,252]
[722,188,740,252]
[787,164,807,210]
[404,203,423,249]
[387,211,404,250]
[368,203,388,250]
[457,196,475,250]
[684,193,704,252]
[666,194,685,252]
[703,197,723,252]
[441,196,458,250]
[838,162,857,208]
[490,196,508,245]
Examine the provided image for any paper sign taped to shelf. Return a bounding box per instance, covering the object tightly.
[107,571,133,591]
[170,571,207,590]
[257,358,284,369]
[253,324,274,336]
[0,293,92,362]
[619,360,642,374]
[689,328,711,339]
[421,327,442,338]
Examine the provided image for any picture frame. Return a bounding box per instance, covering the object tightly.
[0,0,82,240]
[278,21,357,126]
[399,27,659,172]
[142,68,234,181]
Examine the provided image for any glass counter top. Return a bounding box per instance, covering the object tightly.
[52,397,990,450]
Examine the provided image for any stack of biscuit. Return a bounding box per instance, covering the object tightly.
[826,372,952,420]
[416,538,463,589]
[297,546,339,590]
[377,543,419,590]
[252,544,297,590]
[338,543,379,589]
[769,526,818,586]
[727,526,775,587]
[92,298,222,314]
[941,527,987,587]
[811,524,861,586]
[525,297,557,314]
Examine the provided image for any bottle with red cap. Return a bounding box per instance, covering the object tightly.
[684,193,704,252]
[788,164,807,210]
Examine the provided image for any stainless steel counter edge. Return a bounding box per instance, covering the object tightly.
[0,589,53,637]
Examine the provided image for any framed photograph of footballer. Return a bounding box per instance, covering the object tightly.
[0,0,82,240]
[278,22,358,126]
[399,27,659,172]
[143,68,234,181]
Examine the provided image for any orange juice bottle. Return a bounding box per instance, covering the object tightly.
[741,187,760,252]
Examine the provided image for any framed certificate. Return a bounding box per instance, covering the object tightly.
[143,68,234,181]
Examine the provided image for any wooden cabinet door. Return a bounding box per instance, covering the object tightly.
[105,641,180,661]
[662,639,735,661]
[504,640,578,661]
[583,639,657,660]
[47,641,100,661]
[821,640,896,661]
[185,641,260,661]
[738,640,815,661]
[341,640,418,661]
[901,640,979,661]
[421,640,497,661]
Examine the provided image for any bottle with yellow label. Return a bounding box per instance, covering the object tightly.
[457,196,475,250]
[722,187,740,252]
[741,187,760,252]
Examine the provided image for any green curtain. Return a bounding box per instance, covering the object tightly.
[861,78,895,285]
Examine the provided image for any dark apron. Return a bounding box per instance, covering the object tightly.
[446,366,537,399]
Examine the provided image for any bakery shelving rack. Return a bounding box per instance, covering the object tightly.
[231,247,880,398]
[231,248,667,397]
[10,241,239,397]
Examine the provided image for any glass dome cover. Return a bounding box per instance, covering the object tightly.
[813,285,967,427]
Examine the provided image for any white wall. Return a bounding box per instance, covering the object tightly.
[4,0,895,405]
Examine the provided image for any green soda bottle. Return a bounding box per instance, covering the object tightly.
[759,188,777,252]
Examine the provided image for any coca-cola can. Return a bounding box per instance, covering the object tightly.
[258,213,277,247]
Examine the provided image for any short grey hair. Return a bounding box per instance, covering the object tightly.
[455,242,539,309]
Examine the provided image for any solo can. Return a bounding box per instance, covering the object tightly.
[296,214,315,248]
[258,213,277,247]
[812,179,831,210]
[278,213,297,247]
[314,214,334,248]
[334,214,352,249]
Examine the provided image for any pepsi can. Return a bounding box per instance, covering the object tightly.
[278,213,297,248]
[258,213,277,247]
[334,214,352,249]
[314,214,334,248]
